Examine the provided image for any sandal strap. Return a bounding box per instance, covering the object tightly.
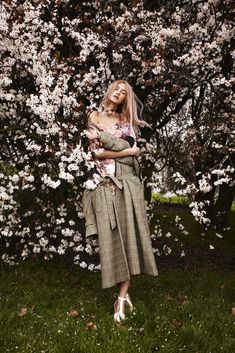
[118,296,127,301]
[125,293,134,311]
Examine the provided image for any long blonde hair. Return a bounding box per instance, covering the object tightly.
[101,80,149,128]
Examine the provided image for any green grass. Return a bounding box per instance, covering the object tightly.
[150,197,235,255]
[0,258,235,353]
[151,193,189,205]
[151,192,235,211]
[152,210,235,253]
[0,198,234,353]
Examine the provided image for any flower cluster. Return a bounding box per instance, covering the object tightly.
[0,0,234,267]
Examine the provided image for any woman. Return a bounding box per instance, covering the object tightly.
[82,80,158,322]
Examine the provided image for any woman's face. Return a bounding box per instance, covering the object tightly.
[109,83,127,105]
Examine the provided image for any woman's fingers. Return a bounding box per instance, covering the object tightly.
[131,143,140,156]
[86,130,98,140]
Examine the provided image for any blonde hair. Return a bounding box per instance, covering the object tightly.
[101,80,149,128]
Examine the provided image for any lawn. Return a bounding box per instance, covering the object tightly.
[0,256,234,353]
[150,199,235,264]
[0,200,235,353]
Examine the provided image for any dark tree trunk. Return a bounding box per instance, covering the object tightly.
[196,183,235,230]
[208,184,235,230]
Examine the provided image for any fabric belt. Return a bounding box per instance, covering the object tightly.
[98,173,136,230]
[99,172,135,189]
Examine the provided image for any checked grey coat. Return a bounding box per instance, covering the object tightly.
[82,130,158,288]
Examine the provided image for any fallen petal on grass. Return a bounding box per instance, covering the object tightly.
[18,307,28,317]
[86,322,97,330]
[182,299,190,305]
[69,309,79,317]
[171,319,182,328]
[165,294,174,301]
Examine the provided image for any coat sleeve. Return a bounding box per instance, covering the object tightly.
[99,131,130,151]
[82,189,98,237]
[99,131,140,175]
[99,131,132,165]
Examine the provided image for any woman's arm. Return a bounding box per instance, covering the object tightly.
[85,113,140,159]
[86,125,140,159]
[95,143,140,159]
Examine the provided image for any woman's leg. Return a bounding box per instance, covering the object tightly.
[114,280,133,321]
[119,279,130,297]
[114,280,130,314]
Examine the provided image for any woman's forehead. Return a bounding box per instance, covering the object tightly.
[115,82,126,91]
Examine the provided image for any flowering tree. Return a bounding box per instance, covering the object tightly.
[0,0,234,265]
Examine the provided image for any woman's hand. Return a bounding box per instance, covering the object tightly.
[85,129,100,140]
[128,142,140,156]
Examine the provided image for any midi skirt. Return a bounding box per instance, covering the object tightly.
[82,163,158,288]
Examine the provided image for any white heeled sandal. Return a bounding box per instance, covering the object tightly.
[125,293,134,312]
[114,296,126,322]
[114,293,134,322]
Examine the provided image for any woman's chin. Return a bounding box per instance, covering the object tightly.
[110,97,123,104]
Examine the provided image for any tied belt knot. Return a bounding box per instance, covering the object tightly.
[97,173,136,230]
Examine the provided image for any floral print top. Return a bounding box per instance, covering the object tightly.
[87,121,136,177]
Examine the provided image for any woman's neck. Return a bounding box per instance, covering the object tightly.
[102,103,119,118]
[104,102,117,111]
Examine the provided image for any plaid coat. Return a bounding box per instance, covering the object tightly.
[82,132,158,288]
[99,130,140,175]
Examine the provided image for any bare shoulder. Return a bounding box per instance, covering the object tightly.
[120,113,128,123]
[88,110,100,124]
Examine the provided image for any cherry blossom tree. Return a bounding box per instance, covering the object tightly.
[0,0,234,265]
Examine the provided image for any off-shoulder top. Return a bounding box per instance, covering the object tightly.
[87,121,136,177]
